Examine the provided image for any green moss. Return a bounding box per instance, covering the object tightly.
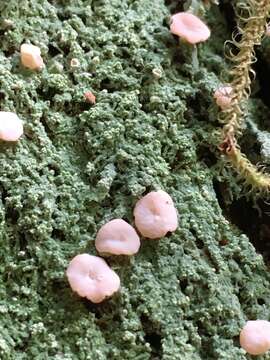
[0,0,270,359]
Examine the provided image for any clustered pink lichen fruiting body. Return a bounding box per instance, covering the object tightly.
[67,190,178,302]
[4,13,267,357]
[0,111,23,141]
[170,12,211,45]
[0,42,99,145]
[240,320,270,355]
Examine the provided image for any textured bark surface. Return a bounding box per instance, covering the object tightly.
[1,1,270,359]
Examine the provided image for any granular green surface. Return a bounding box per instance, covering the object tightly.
[1,0,270,359]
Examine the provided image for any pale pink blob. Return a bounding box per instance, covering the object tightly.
[214,86,233,110]
[266,25,270,37]
[0,112,23,141]
[95,219,140,255]
[170,12,211,44]
[70,58,80,68]
[66,254,120,303]
[134,190,178,239]
[240,320,270,355]
[84,91,96,104]
[20,44,44,71]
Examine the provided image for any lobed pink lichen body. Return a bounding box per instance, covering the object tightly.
[66,254,120,303]
[170,12,211,44]
[134,190,178,239]
[240,320,270,355]
[0,111,23,141]
[95,219,140,255]
[84,91,96,104]
[214,85,233,110]
[20,43,44,71]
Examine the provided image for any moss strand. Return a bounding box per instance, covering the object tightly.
[219,0,270,195]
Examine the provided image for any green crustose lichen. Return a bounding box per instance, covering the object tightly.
[1,0,270,359]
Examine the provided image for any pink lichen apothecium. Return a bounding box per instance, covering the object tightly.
[0,111,23,141]
[20,43,44,71]
[214,85,233,110]
[240,320,270,355]
[66,254,120,303]
[95,219,140,255]
[170,12,211,44]
[134,190,178,239]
